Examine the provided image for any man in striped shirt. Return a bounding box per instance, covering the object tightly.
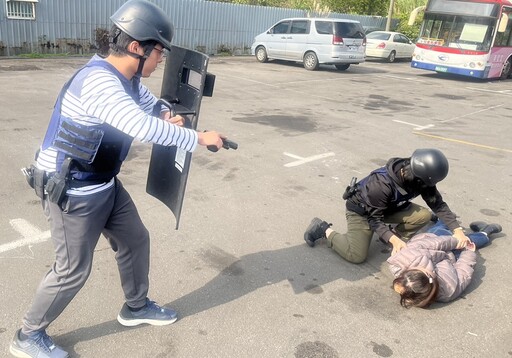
[10,1,223,357]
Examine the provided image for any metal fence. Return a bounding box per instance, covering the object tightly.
[0,0,392,57]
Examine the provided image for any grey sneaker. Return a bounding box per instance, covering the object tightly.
[9,329,68,358]
[117,298,178,327]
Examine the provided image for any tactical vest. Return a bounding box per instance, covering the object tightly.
[358,167,415,210]
[41,60,139,182]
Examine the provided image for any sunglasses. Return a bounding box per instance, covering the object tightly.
[152,47,166,59]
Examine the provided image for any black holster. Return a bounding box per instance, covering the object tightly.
[45,157,73,206]
[342,177,358,200]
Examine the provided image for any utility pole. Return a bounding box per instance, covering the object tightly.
[386,0,395,31]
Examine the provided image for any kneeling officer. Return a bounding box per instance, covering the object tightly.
[304,148,470,264]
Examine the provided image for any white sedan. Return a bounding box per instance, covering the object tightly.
[365,31,415,63]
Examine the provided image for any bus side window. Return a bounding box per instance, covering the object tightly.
[506,12,512,46]
[495,11,512,46]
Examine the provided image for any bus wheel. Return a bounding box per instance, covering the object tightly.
[500,58,511,80]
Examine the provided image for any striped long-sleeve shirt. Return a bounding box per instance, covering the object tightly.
[36,56,198,195]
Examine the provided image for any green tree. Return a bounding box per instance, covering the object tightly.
[393,0,425,39]
[229,0,291,6]
[213,0,426,21]
[395,11,423,39]
[324,0,388,15]
[393,0,426,15]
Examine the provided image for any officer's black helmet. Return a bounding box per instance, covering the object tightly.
[410,148,449,187]
[110,0,174,50]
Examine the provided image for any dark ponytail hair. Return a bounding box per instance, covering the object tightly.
[393,269,439,308]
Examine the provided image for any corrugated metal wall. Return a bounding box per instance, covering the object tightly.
[0,0,391,56]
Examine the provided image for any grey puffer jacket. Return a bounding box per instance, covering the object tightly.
[387,233,477,302]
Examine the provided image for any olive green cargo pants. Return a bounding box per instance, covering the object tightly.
[327,203,431,264]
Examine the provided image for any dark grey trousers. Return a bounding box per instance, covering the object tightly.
[22,179,150,334]
[327,203,432,264]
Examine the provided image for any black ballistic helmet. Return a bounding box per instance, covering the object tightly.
[110,0,174,50]
[410,148,449,187]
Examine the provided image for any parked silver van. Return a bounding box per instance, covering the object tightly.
[250,17,366,71]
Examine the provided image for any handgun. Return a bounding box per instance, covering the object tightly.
[208,137,238,152]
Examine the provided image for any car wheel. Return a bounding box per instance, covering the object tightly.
[387,51,396,63]
[500,58,511,80]
[335,64,350,71]
[255,46,268,63]
[303,52,319,71]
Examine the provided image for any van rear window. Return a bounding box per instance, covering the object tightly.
[334,22,365,38]
[315,21,333,35]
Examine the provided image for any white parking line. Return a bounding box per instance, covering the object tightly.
[377,74,426,83]
[438,104,504,123]
[284,152,335,167]
[465,87,512,95]
[0,219,50,253]
[392,120,434,131]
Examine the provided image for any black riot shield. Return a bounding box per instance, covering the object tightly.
[146,45,215,229]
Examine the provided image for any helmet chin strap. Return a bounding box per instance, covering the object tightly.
[125,43,155,76]
[139,45,155,74]
[127,44,156,95]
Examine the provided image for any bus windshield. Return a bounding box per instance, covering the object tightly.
[417,14,496,52]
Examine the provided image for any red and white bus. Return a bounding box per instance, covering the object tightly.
[411,0,512,79]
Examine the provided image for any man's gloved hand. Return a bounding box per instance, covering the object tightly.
[453,227,470,249]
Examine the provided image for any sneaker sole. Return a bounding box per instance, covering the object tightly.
[10,340,69,358]
[9,344,39,358]
[117,314,178,327]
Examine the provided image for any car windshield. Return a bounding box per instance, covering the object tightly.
[367,32,391,40]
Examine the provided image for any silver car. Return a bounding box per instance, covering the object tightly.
[250,17,366,71]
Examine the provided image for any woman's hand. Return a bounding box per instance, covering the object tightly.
[453,228,470,249]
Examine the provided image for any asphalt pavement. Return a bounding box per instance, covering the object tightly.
[0,55,511,358]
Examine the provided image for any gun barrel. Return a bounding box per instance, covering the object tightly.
[223,139,238,150]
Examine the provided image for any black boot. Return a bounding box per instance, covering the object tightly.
[470,221,502,236]
[469,221,487,232]
[304,217,332,247]
[482,224,502,236]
